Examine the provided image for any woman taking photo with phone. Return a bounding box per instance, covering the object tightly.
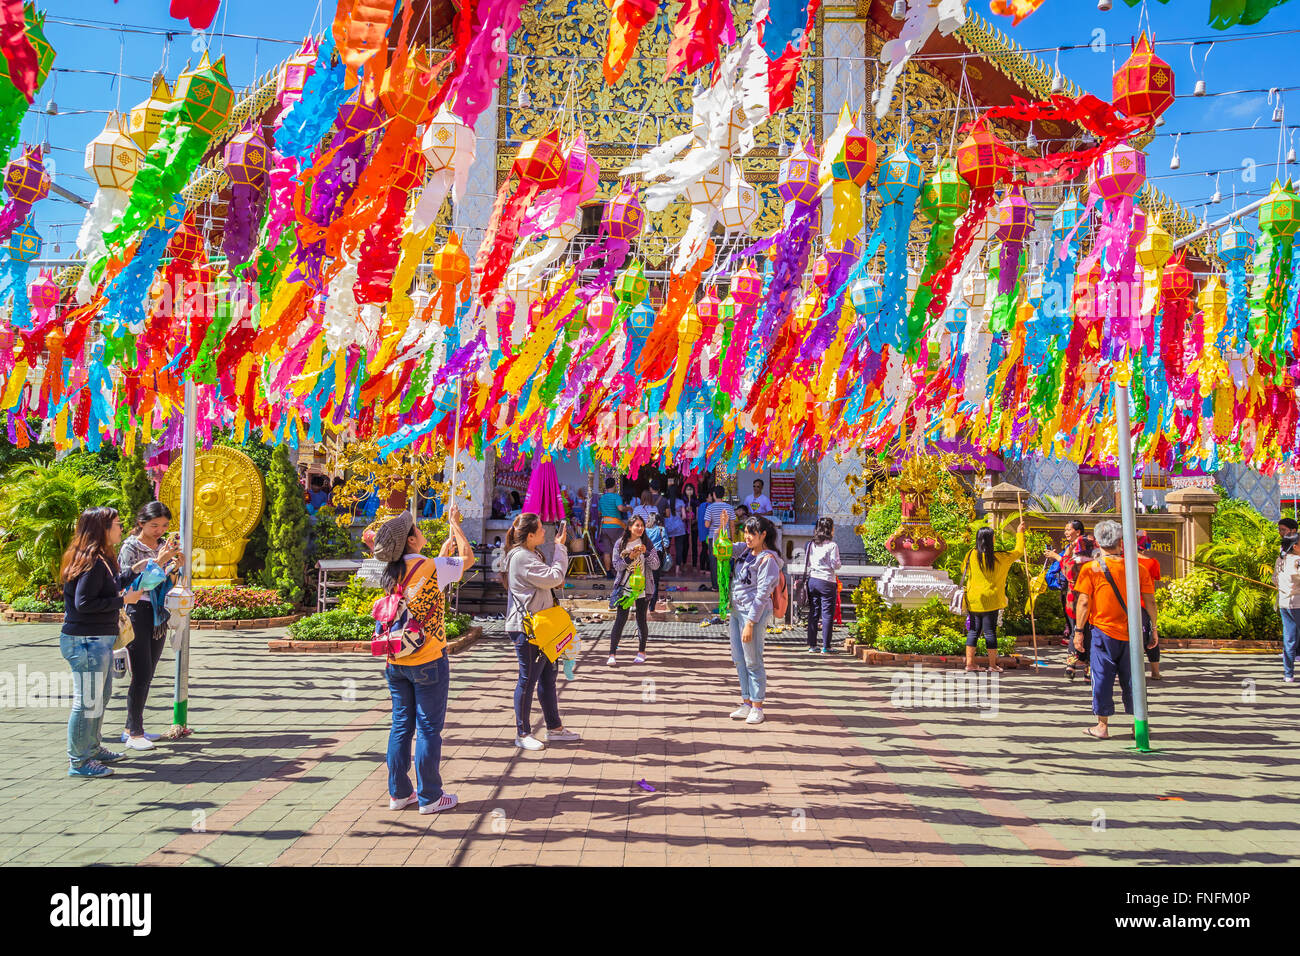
[117,502,184,750]
[59,507,145,778]
[504,513,580,751]
[371,505,472,814]
[728,515,783,725]
[607,514,661,666]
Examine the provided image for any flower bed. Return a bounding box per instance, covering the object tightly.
[190,586,297,622]
[272,610,479,653]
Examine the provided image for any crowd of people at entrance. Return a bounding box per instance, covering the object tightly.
[51,485,1300,812]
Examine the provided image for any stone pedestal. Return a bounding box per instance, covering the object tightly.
[1166,486,1219,571]
[877,567,964,612]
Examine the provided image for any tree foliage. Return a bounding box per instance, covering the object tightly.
[117,444,154,524]
[0,463,122,594]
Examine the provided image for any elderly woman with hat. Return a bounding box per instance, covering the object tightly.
[368,505,472,815]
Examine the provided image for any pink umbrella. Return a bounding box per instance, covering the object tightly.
[523,453,565,521]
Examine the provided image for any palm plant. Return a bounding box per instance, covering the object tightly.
[1028,493,1104,514]
[1196,501,1279,629]
[0,463,122,594]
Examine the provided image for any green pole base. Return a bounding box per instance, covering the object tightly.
[172,699,188,728]
[1128,718,1152,753]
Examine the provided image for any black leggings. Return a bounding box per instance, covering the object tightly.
[610,597,649,654]
[966,610,998,649]
[125,604,167,736]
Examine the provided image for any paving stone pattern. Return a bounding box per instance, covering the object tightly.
[1,622,1297,866]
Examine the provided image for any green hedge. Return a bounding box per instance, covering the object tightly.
[287,608,472,642]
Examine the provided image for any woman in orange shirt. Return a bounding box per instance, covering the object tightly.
[370,507,472,815]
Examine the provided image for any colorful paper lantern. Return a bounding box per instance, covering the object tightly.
[173,53,234,137]
[29,272,59,310]
[833,123,878,187]
[128,74,172,152]
[278,37,319,106]
[777,139,820,207]
[719,164,759,233]
[1094,145,1146,201]
[1113,32,1174,122]
[603,183,645,243]
[85,112,142,191]
[224,126,269,189]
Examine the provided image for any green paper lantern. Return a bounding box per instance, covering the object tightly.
[1259,179,1300,240]
[919,158,970,226]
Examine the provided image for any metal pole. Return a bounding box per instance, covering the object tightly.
[1172,195,1270,250]
[1113,365,1151,752]
[449,374,462,512]
[172,376,196,734]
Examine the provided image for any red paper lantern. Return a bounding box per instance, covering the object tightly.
[1113,32,1174,122]
[956,121,1008,192]
[167,221,205,265]
[512,130,566,191]
[1161,256,1194,299]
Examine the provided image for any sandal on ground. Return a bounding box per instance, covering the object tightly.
[1083,727,1109,739]
[988,665,1004,673]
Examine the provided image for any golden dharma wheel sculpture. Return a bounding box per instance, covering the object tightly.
[160,446,266,588]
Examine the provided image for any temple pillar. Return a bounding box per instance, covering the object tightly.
[817,452,862,555]
[1216,464,1279,520]
[1166,486,1219,571]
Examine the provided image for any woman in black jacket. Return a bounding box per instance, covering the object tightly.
[60,507,144,778]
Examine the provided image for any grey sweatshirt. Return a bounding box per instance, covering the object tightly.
[731,543,782,626]
[504,543,568,632]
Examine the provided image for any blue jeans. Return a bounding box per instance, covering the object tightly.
[729,609,769,703]
[807,578,836,650]
[1089,627,1133,718]
[511,631,561,737]
[1281,608,1300,679]
[59,632,116,768]
[385,654,450,806]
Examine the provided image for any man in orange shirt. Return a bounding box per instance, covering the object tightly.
[1135,533,1163,680]
[1073,520,1158,740]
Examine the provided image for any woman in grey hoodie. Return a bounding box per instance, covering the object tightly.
[728,515,783,725]
[503,513,580,751]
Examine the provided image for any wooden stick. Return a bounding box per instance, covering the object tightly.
[1017,492,1039,671]
[1170,552,1278,591]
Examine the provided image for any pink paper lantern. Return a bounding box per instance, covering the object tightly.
[1094,145,1146,202]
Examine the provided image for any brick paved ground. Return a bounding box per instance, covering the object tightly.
[1,621,1297,866]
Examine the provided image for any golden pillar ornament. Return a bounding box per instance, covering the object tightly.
[160,446,266,587]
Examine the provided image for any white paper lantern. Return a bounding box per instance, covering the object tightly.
[719,164,760,233]
[84,112,141,191]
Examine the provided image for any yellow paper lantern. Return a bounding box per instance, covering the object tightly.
[128,74,171,152]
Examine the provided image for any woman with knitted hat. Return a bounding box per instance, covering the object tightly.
[369,506,472,815]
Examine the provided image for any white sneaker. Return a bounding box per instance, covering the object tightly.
[729,704,752,720]
[746,707,765,725]
[606,655,617,666]
[634,652,646,664]
[419,793,458,814]
[514,734,545,751]
[124,735,154,751]
[389,793,418,810]
[546,728,580,742]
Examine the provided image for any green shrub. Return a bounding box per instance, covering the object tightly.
[419,518,449,556]
[445,611,472,639]
[52,448,121,486]
[337,577,382,615]
[11,594,61,613]
[117,445,153,524]
[310,506,357,561]
[288,609,375,642]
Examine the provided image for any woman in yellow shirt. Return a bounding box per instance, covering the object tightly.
[961,520,1025,673]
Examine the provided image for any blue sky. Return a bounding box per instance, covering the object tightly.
[23,0,1300,255]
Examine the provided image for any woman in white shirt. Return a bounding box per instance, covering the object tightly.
[1276,535,1300,683]
[803,517,842,653]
